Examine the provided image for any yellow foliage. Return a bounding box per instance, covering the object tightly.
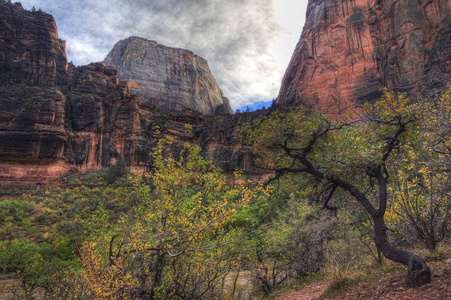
[73,136,264,298]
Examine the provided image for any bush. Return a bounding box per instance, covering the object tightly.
[104,156,128,185]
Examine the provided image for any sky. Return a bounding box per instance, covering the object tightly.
[20,0,308,111]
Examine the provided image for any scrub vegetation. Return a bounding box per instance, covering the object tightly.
[1,87,451,299]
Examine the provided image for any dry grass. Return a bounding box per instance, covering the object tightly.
[0,279,17,300]
[321,244,451,298]
[222,271,256,299]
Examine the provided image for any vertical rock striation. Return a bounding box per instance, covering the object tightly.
[0,2,67,85]
[104,37,233,116]
[275,0,451,115]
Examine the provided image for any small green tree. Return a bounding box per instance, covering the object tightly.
[386,86,451,252]
[0,240,50,297]
[104,155,127,185]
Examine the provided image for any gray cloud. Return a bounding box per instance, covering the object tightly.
[20,0,302,110]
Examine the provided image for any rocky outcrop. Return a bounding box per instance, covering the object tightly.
[61,66,256,174]
[275,0,451,116]
[0,2,67,86]
[65,63,141,169]
[104,37,233,116]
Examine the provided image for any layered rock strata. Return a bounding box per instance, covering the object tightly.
[276,0,451,115]
[104,37,233,116]
[0,2,253,187]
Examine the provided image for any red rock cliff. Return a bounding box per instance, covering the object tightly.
[275,0,451,115]
[0,2,67,85]
[0,2,255,188]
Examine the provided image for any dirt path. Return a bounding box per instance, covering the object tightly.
[273,282,326,300]
[274,260,451,300]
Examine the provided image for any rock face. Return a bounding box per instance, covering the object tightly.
[275,0,451,115]
[0,2,67,86]
[104,37,233,116]
[0,85,70,187]
[0,86,67,159]
[0,2,252,187]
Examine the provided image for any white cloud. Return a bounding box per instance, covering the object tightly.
[20,0,307,110]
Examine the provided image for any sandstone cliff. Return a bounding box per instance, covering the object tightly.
[275,0,451,115]
[0,2,252,188]
[104,37,233,116]
[0,2,67,86]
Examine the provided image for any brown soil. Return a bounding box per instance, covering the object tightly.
[274,260,451,300]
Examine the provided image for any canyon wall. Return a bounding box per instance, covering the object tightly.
[0,2,67,86]
[0,2,253,188]
[104,37,233,116]
[275,0,451,116]
[3,0,449,186]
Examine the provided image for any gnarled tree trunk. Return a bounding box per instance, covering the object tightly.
[373,214,431,287]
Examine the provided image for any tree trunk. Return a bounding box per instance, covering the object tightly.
[373,214,431,287]
[150,251,165,297]
[376,248,383,267]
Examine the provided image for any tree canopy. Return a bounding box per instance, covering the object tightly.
[245,88,451,287]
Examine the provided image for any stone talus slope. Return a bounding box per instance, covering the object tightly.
[276,0,451,115]
[104,37,233,116]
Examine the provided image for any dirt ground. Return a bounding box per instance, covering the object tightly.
[274,260,451,300]
[0,279,16,300]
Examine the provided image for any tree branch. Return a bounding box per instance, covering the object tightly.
[322,185,338,211]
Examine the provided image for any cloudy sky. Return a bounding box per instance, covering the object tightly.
[20,0,308,110]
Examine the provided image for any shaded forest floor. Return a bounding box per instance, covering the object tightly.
[272,256,451,300]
